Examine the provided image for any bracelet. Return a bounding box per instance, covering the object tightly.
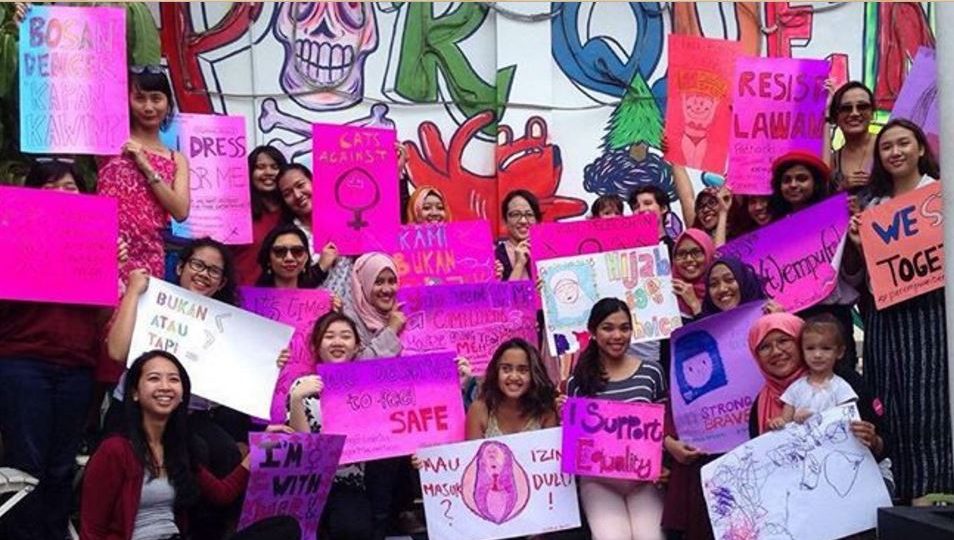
[147,172,162,185]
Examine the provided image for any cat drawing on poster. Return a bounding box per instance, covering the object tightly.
[461,441,531,525]
[673,331,728,404]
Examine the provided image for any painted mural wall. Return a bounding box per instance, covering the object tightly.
[150,1,935,234]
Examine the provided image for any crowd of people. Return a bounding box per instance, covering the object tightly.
[0,59,951,540]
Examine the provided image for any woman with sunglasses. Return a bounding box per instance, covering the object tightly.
[255,224,329,289]
[825,81,876,194]
[97,66,189,285]
[233,146,289,285]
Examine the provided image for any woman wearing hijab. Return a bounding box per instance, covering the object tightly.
[700,256,778,317]
[671,229,716,318]
[342,253,405,359]
[405,186,452,224]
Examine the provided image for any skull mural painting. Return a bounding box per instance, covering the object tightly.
[271,2,379,111]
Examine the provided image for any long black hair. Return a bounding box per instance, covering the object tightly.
[869,118,940,199]
[571,298,632,396]
[248,145,288,220]
[123,350,199,508]
[129,69,175,131]
[309,311,361,362]
[480,338,556,421]
[254,223,318,288]
[177,238,239,306]
[277,164,313,223]
[767,157,830,219]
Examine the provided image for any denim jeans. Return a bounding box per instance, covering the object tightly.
[0,357,93,540]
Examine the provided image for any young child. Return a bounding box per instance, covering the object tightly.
[769,314,858,429]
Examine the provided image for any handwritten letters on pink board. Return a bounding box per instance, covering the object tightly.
[317,353,466,464]
[530,213,659,261]
[0,186,118,306]
[238,432,344,540]
[312,124,400,255]
[392,220,495,286]
[19,5,129,154]
[561,397,665,481]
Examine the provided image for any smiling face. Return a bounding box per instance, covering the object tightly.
[133,356,183,419]
[594,310,633,359]
[674,237,707,281]
[420,193,448,223]
[747,196,771,225]
[696,195,719,230]
[279,169,313,217]
[269,233,308,283]
[779,164,815,207]
[496,347,532,400]
[755,330,802,379]
[835,88,873,137]
[682,352,714,388]
[178,246,226,298]
[707,263,740,312]
[505,196,537,242]
[318,320,358,363]
[129,85,170,130]
[683,93,718,127]
[878,125,924,180]
[801,329,843,376]
[252,152,282,193]
[370,268,398,313]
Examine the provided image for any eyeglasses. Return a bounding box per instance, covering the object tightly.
[756,335,796,357]
[186,258,224,280]
[506,211,537,222]
[130,65,165,75]
[674,248,706,261]
[837,102,872,116]
[697,197,719,211]
[271,246,307,259]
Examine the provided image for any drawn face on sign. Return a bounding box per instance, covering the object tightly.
[461,441,531,525]
[682,93,718,129]
[547,268,595,325]
[674,330,728,404]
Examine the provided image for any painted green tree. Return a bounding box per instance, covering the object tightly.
[601,71,663,156]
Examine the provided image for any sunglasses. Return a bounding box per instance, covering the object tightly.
[271,246,307,258]
[837,102,872,116]
[129,64,165,75]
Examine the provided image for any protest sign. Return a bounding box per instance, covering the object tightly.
[238,432,344,540]
[530,213,659,261]
[664,35,743,173]
[317,353,466,463]
[239,287,333,422]
[398,281,538,376]
[891,47,939,155]
[392,220,495,286]
[718,193,849,312]
[19,5,128,154]
[860,182,943,309]
[727,56,829,194]
[536,244,682,356]
[0,186,118,306]
[128,280,294,418]
[418,428,580,540]
[670,302,766,453]
[312,123,399,255]
[561,398,665,481]
[161,113,251,244]
[702,404,892,540]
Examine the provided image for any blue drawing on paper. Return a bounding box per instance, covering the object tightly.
[544,261,598,328]
[673,330,728,404]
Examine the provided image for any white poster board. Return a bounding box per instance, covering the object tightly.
[536,244,682,355]
[417,428,581,540]
[128,280,294,418]
[701,404,892,540]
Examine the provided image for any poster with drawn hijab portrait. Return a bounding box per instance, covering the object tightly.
[417,428,580,540]
[670,302,766,453]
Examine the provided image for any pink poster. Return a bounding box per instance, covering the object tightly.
[890,47,939,156]
[727,57,829,194]
[530,213,659,261]
[664,35,743,173]
[561,397,665,481]
[239,287,333,423]
[392,220,495,286]
[398,281,538,375]
[238,432,344,539]
[0,186,118,306]
[164,113,252,244]
[317,353,466,464]
[19,5,128,154]
[718,194,849,312]
[670,302,766,453]
[312,123,400,255]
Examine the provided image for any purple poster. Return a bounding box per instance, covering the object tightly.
[238,432,344,539]
[392,220,495,286]
[670,302,766,453]
[891,47,939,156]
[239,287,333,423]
[530,213,660,261]
[718,194,849,312]
[398,281,538,376]
[728,57,829,194]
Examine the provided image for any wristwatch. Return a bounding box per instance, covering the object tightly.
[147,172,162,185]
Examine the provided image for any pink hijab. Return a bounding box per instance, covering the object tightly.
[350,253,398,333]
[747,313,806,435]
[673,228,716,315]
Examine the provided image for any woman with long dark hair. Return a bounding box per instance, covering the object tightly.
[233,145,289,284]
[825,81,876,193]
[254,223,329,289]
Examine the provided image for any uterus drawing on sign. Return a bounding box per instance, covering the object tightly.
[461,441,530,525]
[335,167,379,230]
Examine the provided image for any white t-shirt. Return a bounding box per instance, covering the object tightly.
[780,373,858,414]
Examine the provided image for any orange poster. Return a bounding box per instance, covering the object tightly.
[860,182,944,309]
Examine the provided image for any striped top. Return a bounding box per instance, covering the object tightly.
[566,359,668,404]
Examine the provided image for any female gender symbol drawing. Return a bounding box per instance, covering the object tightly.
[335,167,380,230]
[460,441,530,524]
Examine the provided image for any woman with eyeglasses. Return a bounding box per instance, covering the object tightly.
[495,189,542,281]
[0,161,121,540]
[233,146,289,285]
[824,81,876,194]
[97,66,190,286]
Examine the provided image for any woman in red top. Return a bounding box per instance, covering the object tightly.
[233,145,288,285]
[80,350,297,540]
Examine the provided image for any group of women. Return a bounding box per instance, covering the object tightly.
[0,64,950,540]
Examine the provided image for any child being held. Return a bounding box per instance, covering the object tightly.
[769,314,857,429]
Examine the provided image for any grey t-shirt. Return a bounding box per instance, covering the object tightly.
[131,474,179,540]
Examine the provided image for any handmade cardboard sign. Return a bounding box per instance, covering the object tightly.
[530,213,659,261]
[392,220,495,286]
